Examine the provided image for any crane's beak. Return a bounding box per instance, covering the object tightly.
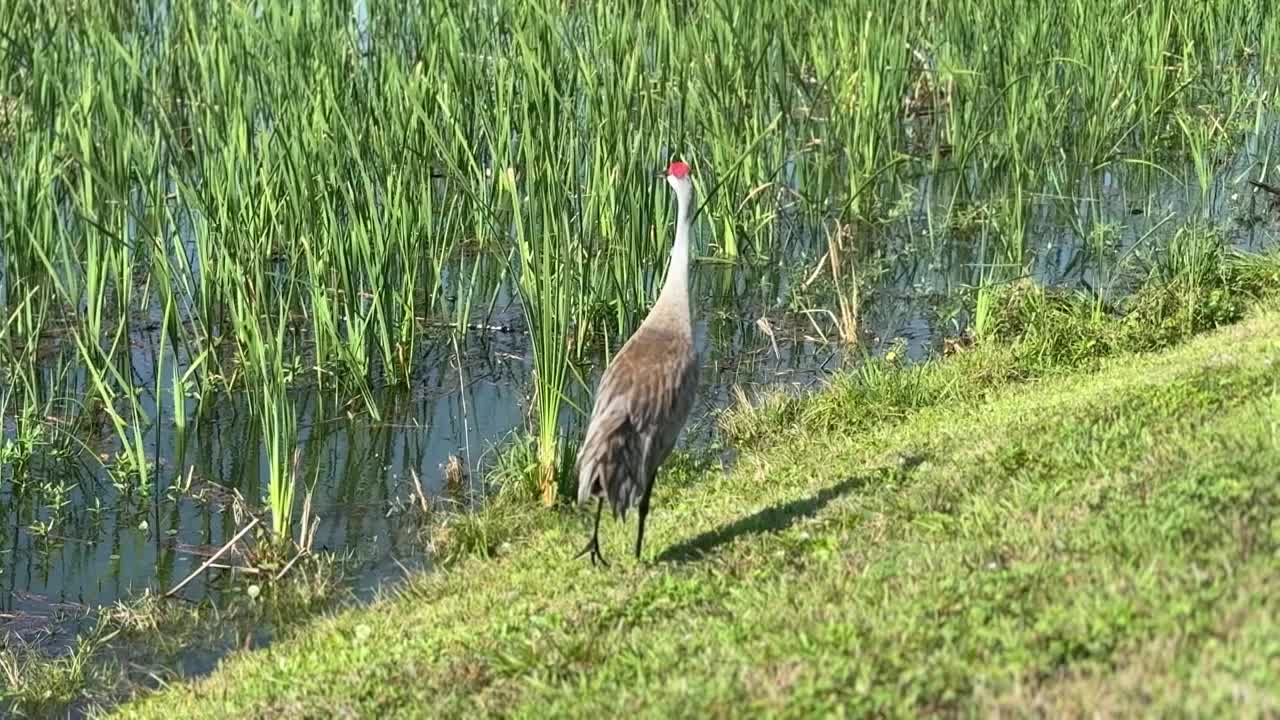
[653,169,667,180]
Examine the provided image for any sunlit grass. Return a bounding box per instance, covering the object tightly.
[110,278,1280,719]
[0,1,1276,710]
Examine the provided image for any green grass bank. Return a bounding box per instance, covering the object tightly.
[109,265,1280,717]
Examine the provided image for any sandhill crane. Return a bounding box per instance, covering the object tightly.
[574,160,699,565]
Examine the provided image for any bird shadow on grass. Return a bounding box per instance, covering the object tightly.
[656,454,927,565]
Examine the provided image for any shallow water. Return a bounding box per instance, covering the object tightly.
[4,134,1278,636]
[0,7,1278,720]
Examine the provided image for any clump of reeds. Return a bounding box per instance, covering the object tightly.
[0,0,1274,525]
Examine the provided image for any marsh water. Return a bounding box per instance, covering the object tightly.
[1,0,1279,667]
[2,6,1280,720]
[5,130,1278,646]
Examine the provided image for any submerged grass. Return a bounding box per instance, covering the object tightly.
[111,266,1280,718]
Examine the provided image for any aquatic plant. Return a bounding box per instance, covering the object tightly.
[0,0,1274,540]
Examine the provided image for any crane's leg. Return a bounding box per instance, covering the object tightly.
[573,499,609,567]
[634,493,651,560]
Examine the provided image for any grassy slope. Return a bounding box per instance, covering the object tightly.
[117,307,1280,718]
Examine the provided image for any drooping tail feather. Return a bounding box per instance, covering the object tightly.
[575,407,647,519]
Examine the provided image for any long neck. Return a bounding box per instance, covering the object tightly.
[655,186,692,323]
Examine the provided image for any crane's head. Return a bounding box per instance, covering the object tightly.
[662,160,693,202]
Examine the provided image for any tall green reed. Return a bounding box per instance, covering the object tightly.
[506,162,575,507]
[0,0,1275,518]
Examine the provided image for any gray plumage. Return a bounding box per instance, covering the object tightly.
[576,324,698,515]
[574,160,698,565]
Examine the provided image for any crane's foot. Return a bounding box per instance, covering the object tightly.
[573,536,609,567]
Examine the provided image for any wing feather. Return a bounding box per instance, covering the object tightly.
[575,324,698,517]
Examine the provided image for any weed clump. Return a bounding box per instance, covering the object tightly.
[723,243,1280,444]
[985,226,1278,364]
